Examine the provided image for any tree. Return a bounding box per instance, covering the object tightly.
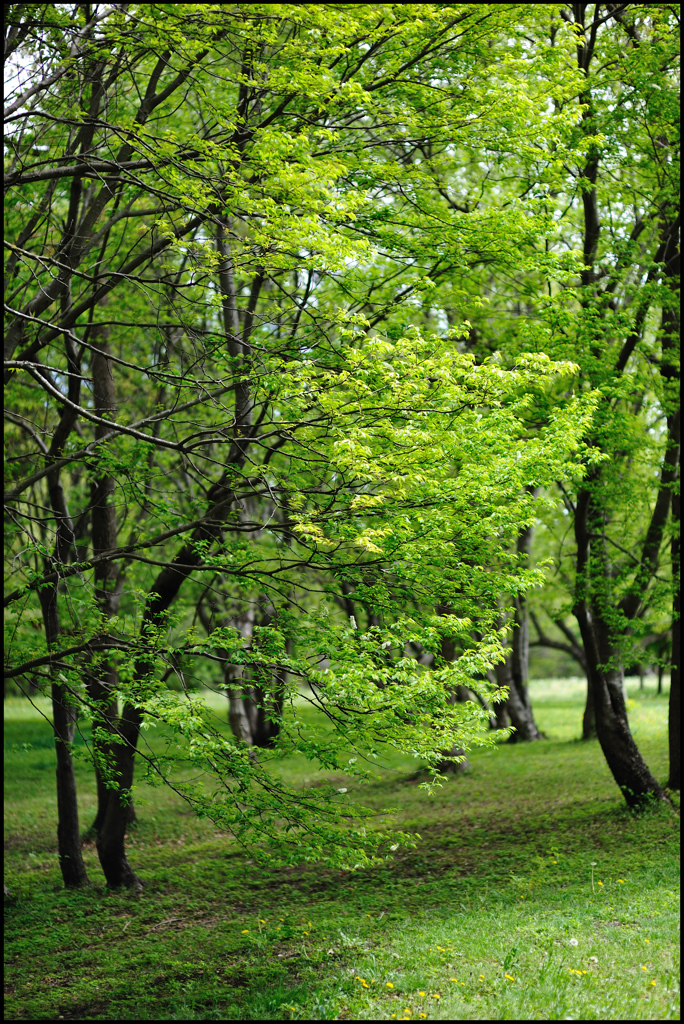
[1,3,621,890]
[455,3,679,801]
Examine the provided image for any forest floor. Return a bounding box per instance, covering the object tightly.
[4,678,680,1021]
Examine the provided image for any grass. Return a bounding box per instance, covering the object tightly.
[4,677,680,1021]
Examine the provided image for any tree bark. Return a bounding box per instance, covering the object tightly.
[39,329,89,887]
[39,526,89,887]
[574,487,668,806]
[87,313,135,834]
[95,267,263,887]
[668,458,679,789]
[494,520,544,742]
[434,635,469,772]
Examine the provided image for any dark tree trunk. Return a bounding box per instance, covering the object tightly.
[494,519,544,742]
[434,636,469,772]
[94,268,263,886]
[87,316,135,834]
[39,357,90,887]
[51,678,90,887]
[668,476,679,789]
[574,488,668,807]
[582,670,597,740]
[39,564,89,888]
[95,702,144,889]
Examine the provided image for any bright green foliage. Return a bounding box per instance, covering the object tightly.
[4,3,676,861]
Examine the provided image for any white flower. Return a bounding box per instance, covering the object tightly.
[390,844,399,851]
[569,938,578,946]
[337,788,347,794]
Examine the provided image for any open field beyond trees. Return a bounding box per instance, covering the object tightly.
[4,678,679,1021]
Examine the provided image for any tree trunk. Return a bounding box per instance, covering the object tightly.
[582,670,597,740]
[39,389,90,887]
[225,601,285,749]
[668,476,679,789]
[39,577,89,888]
[574,486,668,807]
[95,702,144,889]
[51,678,90,887]
[435,636,469,772]
[580,612,665,806]
[87,315,135,834]
[492,519,544,742]
[94,269,263,886]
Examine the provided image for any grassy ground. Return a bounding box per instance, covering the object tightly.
[4,677,680,1021]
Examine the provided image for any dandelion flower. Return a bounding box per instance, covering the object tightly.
[641,966,647,971]
[387,982,394,989]
[569,938,578,946]
[651,980,656,986]
[260,919,265,924]
[645,939,650,943]
[419,991,426,996]
[479,974,485,981]
[303,931,309,936]
[598,881,603,886]
[241,929,249,934]
[505,974,515,981]
[450,977,458,982]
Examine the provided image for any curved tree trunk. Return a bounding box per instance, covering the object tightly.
[95,702,144,889]
[94,267,263,887]
[574,488,668,807]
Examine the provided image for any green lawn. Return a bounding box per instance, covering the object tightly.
[4,677,680,1020]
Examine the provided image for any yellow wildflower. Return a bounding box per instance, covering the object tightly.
[504,974,515,981]
[241,929,249,934]
[386,982,394,989]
